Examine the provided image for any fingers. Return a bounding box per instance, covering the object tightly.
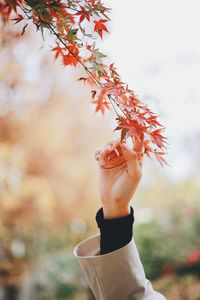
[95,138,144,172]
[106,140,121,152]
[120,141,142,179]
[99,147,119,165]
[138,154,144,168]
[121,142,138,161]
[95,140,121,161]
[95,140,125,169]
[132,133,144,155]
[132,134,144,168]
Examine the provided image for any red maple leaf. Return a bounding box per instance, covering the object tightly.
[68,43,79,56]
[94,19,109,38]
[154,151,168,167]
[0,4,12,21]
[76,6,90,23]
[50,8,60,20]
[2,0,23,14]
[150,128,167,149]
[147,115,162,127]
[11,13,24,24]
[56,43,79,66]
[52,44,64,60]
[144,140,154,158]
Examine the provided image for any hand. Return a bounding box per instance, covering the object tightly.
[95,138,144,219]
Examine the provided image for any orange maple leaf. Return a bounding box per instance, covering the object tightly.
[94,19,109,38]
[68,43,79,56]
[52,44,64,60]
[62,54,78,67]
[93,99,110,114]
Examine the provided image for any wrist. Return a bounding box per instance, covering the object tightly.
[102,203,131,219]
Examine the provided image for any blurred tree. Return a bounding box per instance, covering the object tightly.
[0,20,111,300]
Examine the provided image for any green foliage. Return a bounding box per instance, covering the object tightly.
[134,222,175,279]
[134,206,200,280]
[33,253,81,300]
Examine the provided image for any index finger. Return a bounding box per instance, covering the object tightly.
[132,133,144,154]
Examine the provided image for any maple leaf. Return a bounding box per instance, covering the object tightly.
[0,0,23,19]
[68,43,79,56]
[144,140,154,158]
[146,115,162,127]
[76,6,90,23]
[62,54,78,67]
[154,151,168,167]
[50,8,60,20]
[61,43,80,67]
[150,128,167,149]
[109,63,120,78]
[51,44,64,60]
[129,95,140,106]
[11,13,24,24]
[93,99,110,114]
[94,19,109,38]
[100,83,123,103]
[0,4,12,21]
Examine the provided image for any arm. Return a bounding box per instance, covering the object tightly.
[73,139,166,300]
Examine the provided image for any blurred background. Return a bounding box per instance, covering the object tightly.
[0,0,200,299]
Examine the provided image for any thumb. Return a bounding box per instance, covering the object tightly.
[120,142,141,179]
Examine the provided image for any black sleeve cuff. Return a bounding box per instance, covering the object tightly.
[95,207,134,255]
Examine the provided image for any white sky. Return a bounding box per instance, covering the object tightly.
[101,0,200,181]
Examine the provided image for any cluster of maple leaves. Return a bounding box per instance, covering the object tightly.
[0,0,167,165]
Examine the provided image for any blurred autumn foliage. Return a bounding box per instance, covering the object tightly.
[0,11,200,300]
[0,21,111,299]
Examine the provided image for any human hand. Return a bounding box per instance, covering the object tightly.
[95,138,144,219]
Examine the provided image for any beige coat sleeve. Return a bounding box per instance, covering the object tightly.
[73,234,166,300]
